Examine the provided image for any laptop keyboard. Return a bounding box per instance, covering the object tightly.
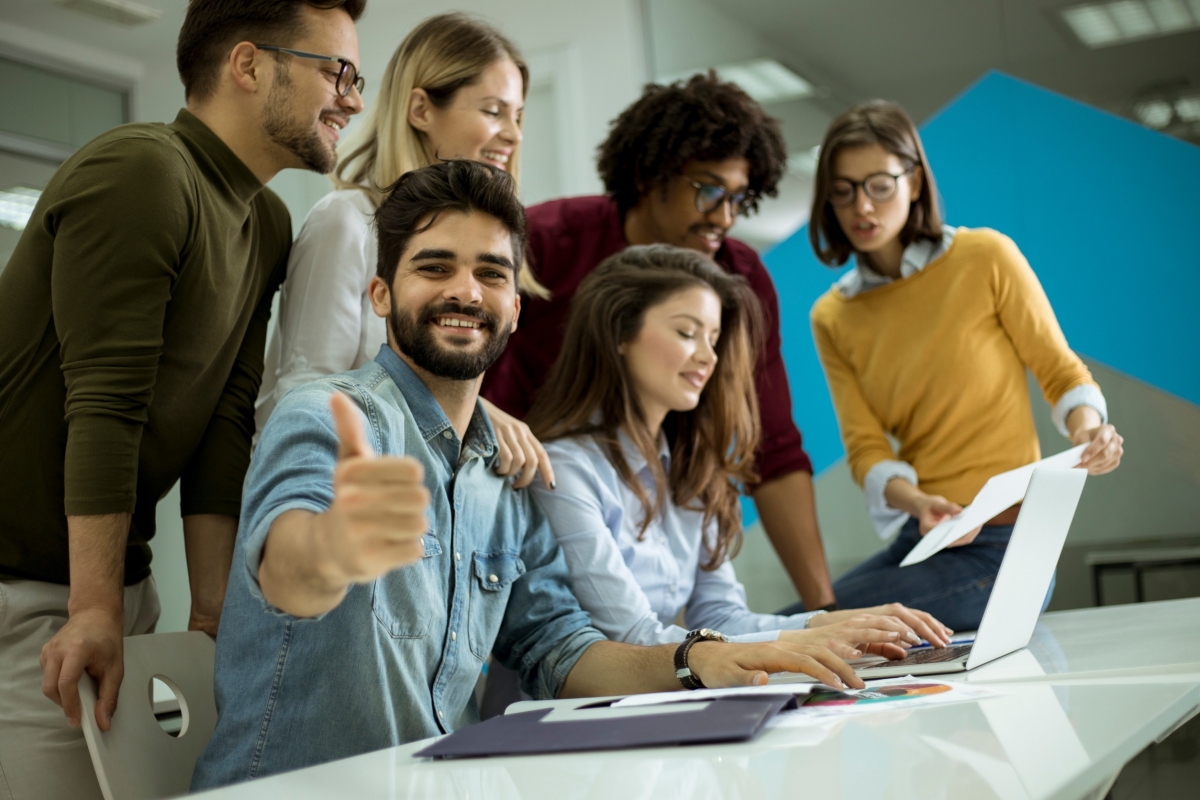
[859,643,973,670]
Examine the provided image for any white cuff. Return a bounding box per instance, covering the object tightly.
[728,630,782,643]
[864,459,918,541]
[1051,384,1108,438]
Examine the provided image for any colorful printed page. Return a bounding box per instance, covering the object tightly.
[789,676,1002,720]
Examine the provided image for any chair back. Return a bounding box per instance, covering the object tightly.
[79,631,217,800]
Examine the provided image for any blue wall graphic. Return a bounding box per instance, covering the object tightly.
[747,71,1200,524]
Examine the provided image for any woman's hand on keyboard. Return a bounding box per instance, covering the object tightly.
[780,615,919,661]
[804,603,953,650]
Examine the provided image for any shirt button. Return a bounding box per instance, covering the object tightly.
[438,710,444,719]
[443,430,453,439]
[451,631,457,641]
[455,552,461,561]
[488,574,499,584]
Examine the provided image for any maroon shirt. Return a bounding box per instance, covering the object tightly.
[482,195,813,483]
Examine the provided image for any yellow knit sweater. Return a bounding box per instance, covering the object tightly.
[810,228,1096,507]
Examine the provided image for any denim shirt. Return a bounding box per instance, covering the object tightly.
[193,345,604,790]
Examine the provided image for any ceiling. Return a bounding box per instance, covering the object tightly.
[703,0,1200,145]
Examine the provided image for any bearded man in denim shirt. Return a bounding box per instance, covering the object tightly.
[193,160,861,790]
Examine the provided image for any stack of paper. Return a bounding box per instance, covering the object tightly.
[900,445,1088,567]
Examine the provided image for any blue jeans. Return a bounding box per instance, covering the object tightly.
[778,518,1054,632]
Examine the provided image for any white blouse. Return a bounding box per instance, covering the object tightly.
[256,189,387,432]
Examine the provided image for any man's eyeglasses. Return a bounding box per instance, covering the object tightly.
[254,45,365,97]
[687,179,756,217]
[828,169,912,208]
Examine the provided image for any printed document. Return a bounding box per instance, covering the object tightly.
[900,445,1087,567]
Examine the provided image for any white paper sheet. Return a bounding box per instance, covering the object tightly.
[611,682,817,708]
[899,445,1088,567]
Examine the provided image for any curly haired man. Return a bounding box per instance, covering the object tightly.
[481,72,836,612]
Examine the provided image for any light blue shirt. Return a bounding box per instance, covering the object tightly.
[531,432,816,646]
[193,346,604,790]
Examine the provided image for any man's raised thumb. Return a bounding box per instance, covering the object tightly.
[331,392,374,460]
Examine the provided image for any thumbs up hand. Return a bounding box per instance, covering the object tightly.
[313,393,431,585]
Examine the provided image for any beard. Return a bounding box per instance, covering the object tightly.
[389,300,512,381]
[263,64,336,174]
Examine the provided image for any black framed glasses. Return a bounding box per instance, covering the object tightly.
[255,45,365,97]
[686,179,756,217]
[828,169,911,208]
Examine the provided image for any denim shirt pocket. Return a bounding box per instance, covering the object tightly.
[371,534,442,639]
[467,550,525,660]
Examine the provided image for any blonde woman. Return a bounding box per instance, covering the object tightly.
[257,13,553,486]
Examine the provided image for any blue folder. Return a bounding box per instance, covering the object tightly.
[414,696,792,759]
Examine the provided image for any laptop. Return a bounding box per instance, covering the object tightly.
[770,467,1087,682]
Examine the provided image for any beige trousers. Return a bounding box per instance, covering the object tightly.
[0,576,159,800]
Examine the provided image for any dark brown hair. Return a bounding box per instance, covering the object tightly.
[527,245,764,571]
[177,0,366,101]
[597,71,787,215]
[809,99,943,266]
[374,159,526,286]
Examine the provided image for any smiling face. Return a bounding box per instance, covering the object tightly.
[619,285,723,432]
[261,4,364,173]
[830,143,923,258]
[625,158,751,257]
[409,58,524,171]
[369,209,520,382]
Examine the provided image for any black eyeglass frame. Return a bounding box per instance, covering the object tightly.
[254,44,364,97]
[685,178,757,218]
[827,169,913,208]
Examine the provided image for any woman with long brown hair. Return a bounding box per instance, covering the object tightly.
[525,245,950,657]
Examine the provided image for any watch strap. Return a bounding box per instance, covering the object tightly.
[674,636,706,690]
[674,629,727,690]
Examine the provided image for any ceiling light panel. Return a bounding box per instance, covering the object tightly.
[52,0,162,26]
[659,59,813,104]
[1062,0,1200,47]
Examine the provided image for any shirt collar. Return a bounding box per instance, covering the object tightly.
[169,109,264,207]
[374,345,497,461]
[836,225,958,298]
[616,426,671,475]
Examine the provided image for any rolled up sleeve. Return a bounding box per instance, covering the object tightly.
[492,495,606,700]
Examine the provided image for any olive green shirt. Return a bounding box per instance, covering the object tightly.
[0,109,290,586]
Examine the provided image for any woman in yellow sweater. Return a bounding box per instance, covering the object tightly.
[801,100,1123,630]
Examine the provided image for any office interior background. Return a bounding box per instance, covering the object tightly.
[1,0,1198,628]
[1,0,1198,625]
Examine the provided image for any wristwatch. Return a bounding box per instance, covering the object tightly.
[674,628,729,690]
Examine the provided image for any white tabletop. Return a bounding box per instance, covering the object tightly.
[194,599,1200,800]
[965,596,1200,684]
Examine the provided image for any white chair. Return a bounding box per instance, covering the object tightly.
[79,631,217,800]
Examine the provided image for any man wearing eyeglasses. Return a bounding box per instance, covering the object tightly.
[0,2,364,797]
[481,73,838,635]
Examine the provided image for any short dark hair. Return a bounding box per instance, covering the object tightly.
[374,160,527,286]
[177,0,366,101]
[597,71,788,215]
[809,100,943,266]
